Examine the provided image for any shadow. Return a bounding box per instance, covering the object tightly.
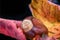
[0,34,16,40]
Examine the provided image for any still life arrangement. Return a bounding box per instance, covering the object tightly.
[0,0,60,40]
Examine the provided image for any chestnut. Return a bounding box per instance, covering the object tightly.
[21,16,48,40]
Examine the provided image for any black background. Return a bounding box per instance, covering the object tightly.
[0,34,16,40]
[0,0,32,20]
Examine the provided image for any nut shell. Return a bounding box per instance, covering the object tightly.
[22,16,48,39]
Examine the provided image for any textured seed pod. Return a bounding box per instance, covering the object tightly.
[22,16,48,39]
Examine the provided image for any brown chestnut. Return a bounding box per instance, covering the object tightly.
[21,16,48,39]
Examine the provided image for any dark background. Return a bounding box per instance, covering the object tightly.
[0,0,60,40]
[49,0,60,5]
[0,0,32,20]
